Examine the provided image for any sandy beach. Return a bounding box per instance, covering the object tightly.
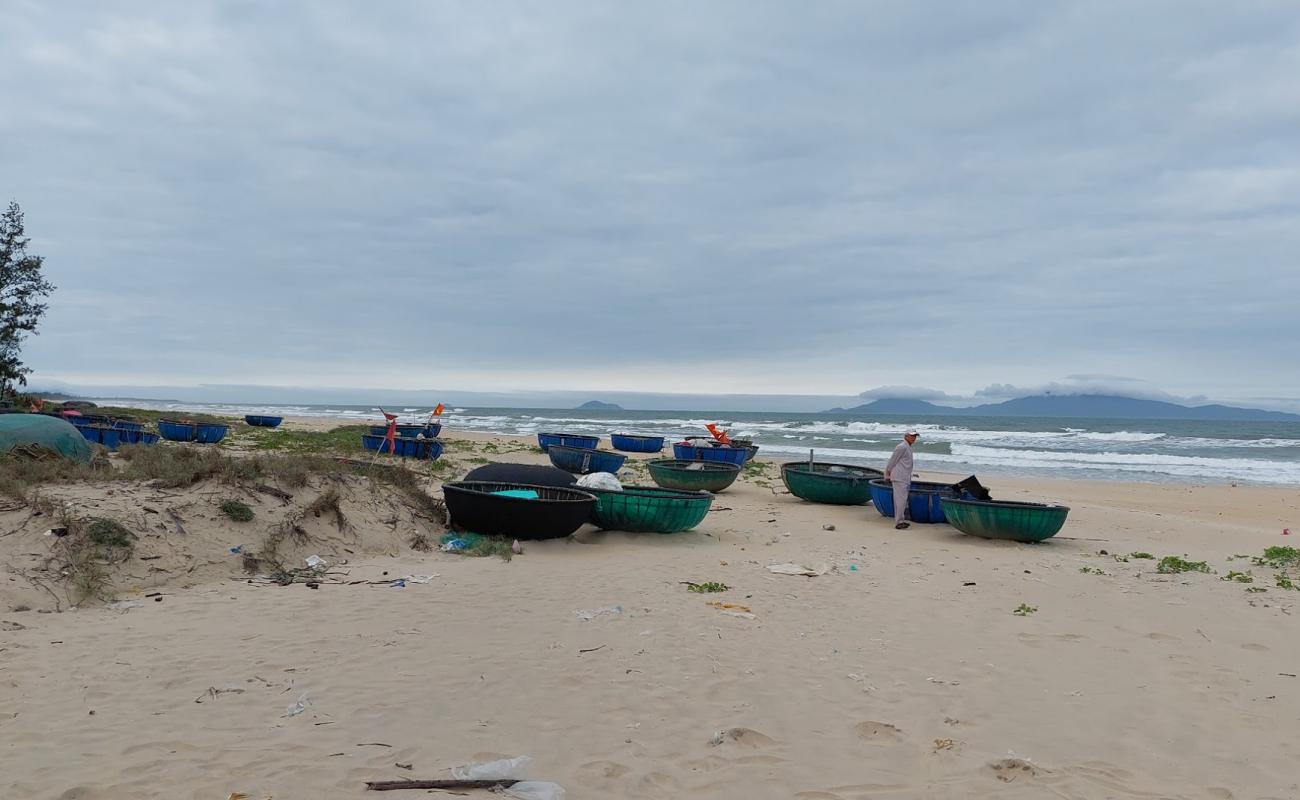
[2,418,1298,799]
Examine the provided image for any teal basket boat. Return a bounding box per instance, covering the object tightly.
[585,485,714,533]
[940,497,1070,543]
[781,462,883,505]
[647,459,741,493]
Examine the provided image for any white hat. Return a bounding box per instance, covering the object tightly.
[905,428,919,436]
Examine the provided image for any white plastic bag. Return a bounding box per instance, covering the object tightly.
[505,782,566,800]
[450,755,531,780]
[577,472,622,491]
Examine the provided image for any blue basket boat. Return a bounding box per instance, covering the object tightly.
[671,443,750,465]
[65,415,142,431]
[244,415,284,428]
[610,433,666,453]
[369,423,441,439]
[78,426,160,449]
[868,479,969,524]
[547,443,628,475]
[361,434,444,460]
[537,432,601,452]
[158,419,229,444]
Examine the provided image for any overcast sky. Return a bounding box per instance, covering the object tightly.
[5,1,1299,409]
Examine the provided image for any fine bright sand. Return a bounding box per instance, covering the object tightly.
[2,421,1298,799]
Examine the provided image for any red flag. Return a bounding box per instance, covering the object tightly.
[706,423,731,445]
[380,407,398,454]
[433,403,445,417]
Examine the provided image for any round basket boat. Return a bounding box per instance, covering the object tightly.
[940,497,1070,542]
[361,434,444,460]
[244,415,284,428]
[158,419,229,444]
[537,432,600,452]
[647,459,741,493]
[548,443,627,474]
[369,423,441,439]
[442,481,597,539]
[868,479,965,524]
[584,485,713,533]
[610,433,665,453]
[781,462,883,505]
[671,443,750,465]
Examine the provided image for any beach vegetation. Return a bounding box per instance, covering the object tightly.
[1275,574,1297,591]
[1245,586,1268,593]
[1128,552,1155,560]
[220,499,254,522]
[1013,603,1037,616]
[1221,570,1254,583]
[1156,556,1211,574]
[1251,546,1300,569]
[243,424,368,454]
[0,201,56,397]
[1078,566,1106,575]
[684,581,729,593]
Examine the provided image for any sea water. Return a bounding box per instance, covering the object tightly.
[92,400,1300,486]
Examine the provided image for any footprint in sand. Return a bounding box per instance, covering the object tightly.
[989,758,1043,782]
[855,720,904,743]
[1145,632,1179,641]
[708,727,777,748]
[1240,643,1269,652]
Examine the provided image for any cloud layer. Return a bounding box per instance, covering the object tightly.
[4,2,1299,406]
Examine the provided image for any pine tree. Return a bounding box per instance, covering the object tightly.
[0,201,56,397]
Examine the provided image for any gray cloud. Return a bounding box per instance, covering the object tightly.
[3,1,1299,401]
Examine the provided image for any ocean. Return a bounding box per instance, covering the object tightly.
[93,399,1300,486]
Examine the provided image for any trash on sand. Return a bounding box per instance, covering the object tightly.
[848,564,859,572]
[505,782,566,800]
[706,601,752,613]
[390,579,407,588]
[439,531,484,552]
[512,539,524,554]
[577,472,622,491]
[574,605,623,621]
[401,574,436,584]
[229,544,244,554]
[305,555,327,570]
[105,601,141,612]
[451,755,531,780]
[767,562,829,577]
[823,524,836,531]
[283,690,312,717]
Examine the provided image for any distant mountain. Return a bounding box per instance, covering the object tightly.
[577,400,622,410]
[826,394,1300,421]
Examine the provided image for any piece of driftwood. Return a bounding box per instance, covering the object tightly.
[252,483,293,501]
[365,779,519,791]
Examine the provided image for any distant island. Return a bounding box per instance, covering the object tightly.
[825,394,1300,422]
[577,400,622,410]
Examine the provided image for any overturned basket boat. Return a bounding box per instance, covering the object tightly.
[647,459,741,493]
[584,485,713,533]
[78,426,160,449]
[940,498,1070,543]
[369,423,441,439]
[244,415,284,428]
[158,419,229,444]
[547,443,627,474]
[868,479,969,524]
[609,433,665,453]
[442,481,596,539]
[536,432,600,452]
[781,462,883,505]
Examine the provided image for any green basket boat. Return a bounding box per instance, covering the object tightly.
[647,459,741,493]
[781,461,883,505]
[585,485,714,533]
[940,497,1071,543]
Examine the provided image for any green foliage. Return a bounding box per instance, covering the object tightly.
[1079,566,1106,575]
[220,499,254,522]
[1013,603,1037,616]
[1128,552,1154,560]
[1156,556,1211,574]
[685,581,729,593]
[1245,586,1268,593]
[244,424,369,454]
[86,517,135,550]
[1251,546,1300,569]
[0,201,56,395]
[1221,570,1253,583]
[1276,574,1298,591]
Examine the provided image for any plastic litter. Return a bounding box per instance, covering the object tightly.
[577,472,622,491]
[283,691,311,717]
[390,579,406,588]
[767,562,829,577]
[574,605,623,621]
[505,781,566,800]
[439,531,484,552]
[400,574,436,584]
[450,755,531,780]
[512,539,524,554]
[305,555,327,570]
[229,545,243,554]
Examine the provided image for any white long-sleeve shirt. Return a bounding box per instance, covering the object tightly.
[885,440,913,483]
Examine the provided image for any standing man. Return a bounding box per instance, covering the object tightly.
[884,429,920,529]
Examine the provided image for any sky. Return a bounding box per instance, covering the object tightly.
[4,1,1300,411]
